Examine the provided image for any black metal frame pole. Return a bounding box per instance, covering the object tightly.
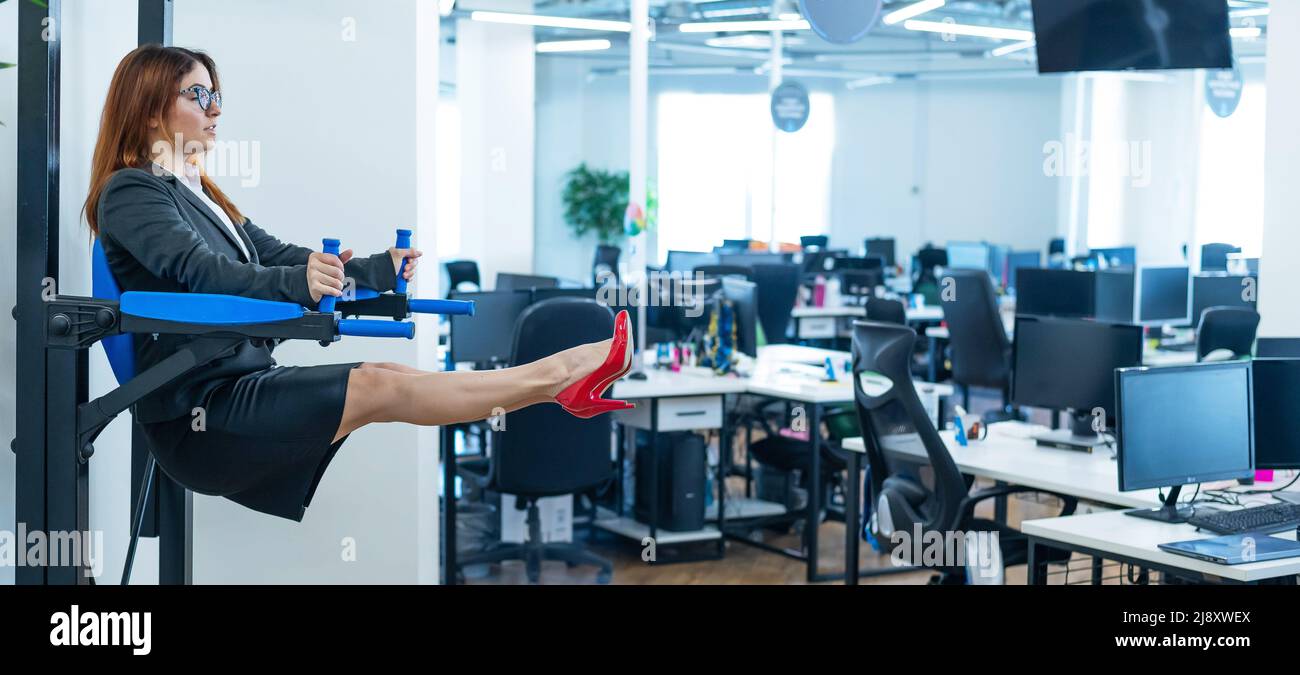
[136,0,191,587]
[15,0,62,586]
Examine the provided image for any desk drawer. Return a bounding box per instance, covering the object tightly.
[798,316,837,339]
[617,395,723,431]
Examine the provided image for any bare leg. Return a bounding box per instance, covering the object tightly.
[332,340,612,443]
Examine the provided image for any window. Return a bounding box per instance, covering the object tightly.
[1195,81,1266,258]
[655,90,835,261]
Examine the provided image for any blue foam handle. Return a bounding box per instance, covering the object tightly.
[338,319,415,339]
[121,291,305,325]
[409,299,475,316]
[319,238,341,314]
[394,229,412,295]
[352,287,381,300]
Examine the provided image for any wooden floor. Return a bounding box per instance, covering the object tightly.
[464,388,1123,585]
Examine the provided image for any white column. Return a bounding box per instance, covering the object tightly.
[457,5,535,288]
[628,0,650,362]
[768,28,782,251]
[1258,1,1300,336]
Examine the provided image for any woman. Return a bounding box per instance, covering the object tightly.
[84,45,631,523]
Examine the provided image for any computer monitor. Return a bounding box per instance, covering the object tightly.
[720,252,792,268]
[987,244,1010,288]
[495,272,559,292]
[946,242,991,272]
[831,256,884,273]
[1191,274,1257,327]
[1090,246,1137,268]
[449,290,532,366]
[1011,316,1143,449]
[1257,338,1300,358]
[721,277,758,358]
[1135,266,1190,325]
[800,235,829,250]
[1006,251,1042,294]
[1252,358,1300,471]
[802,249,847,276]
[1015,269,1095,319]
[666,250,718,275]
[719,239,752,252]
[1093,270,1135,324]
[865,238,896,268]
[1117,361,1254,523]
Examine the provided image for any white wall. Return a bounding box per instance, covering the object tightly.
[1259,3,1300,337]
[1,0,440,585]
[833,76,1064,260]
[532,59,1065,279]
[0,0,22,587]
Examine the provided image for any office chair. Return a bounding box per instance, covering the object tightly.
[850,320,1078,584]
[911,245,947,306]
[593,245,620,287]
[750,262,801,344]
[1048,238,1066,256]
[943,269,1016,422]
[1196,307,1260,362]
[444,260,481,297]
[456,298,617,584]
[865,297,907,325]
[1200,243,1241,273]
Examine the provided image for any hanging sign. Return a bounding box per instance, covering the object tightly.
[771,81,810,133]
[798,0,883,45]
[1205,60,1243,118]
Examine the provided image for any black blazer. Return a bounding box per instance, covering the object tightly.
[97,166,396,423]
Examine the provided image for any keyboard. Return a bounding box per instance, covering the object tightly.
[1187,502,1300,535]
[1158,342,1198,353]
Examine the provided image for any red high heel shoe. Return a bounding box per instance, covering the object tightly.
[555,309,636,419]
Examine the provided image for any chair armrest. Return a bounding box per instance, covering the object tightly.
[958,484,1078,523]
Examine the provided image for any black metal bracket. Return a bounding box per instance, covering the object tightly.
[337,294,410,321]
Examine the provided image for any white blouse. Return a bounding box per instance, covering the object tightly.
[154,162,253,262]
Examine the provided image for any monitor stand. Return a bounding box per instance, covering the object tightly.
[1125,485,1195,524]
[1033,412,1107,452]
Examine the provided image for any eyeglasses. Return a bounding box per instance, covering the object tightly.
[179,84,222,111]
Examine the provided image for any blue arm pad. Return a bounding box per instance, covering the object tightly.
[410,299,475,316]
[338,319,415,339]
[319,238,341,313]
[394,229,412,295]
[120,291,305,325]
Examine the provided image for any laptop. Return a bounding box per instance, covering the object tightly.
[1158,533,1300,565]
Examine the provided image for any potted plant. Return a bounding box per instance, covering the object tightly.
[561,163,629,244]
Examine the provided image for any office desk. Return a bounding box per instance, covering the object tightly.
[791,305,943,342]
[844,422,1162,509]
[602,370,750,560]
[1023,511,1300,584]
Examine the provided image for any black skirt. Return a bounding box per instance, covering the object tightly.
[139,361,364,522]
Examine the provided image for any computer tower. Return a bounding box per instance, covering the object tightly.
[634,431,707,532]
